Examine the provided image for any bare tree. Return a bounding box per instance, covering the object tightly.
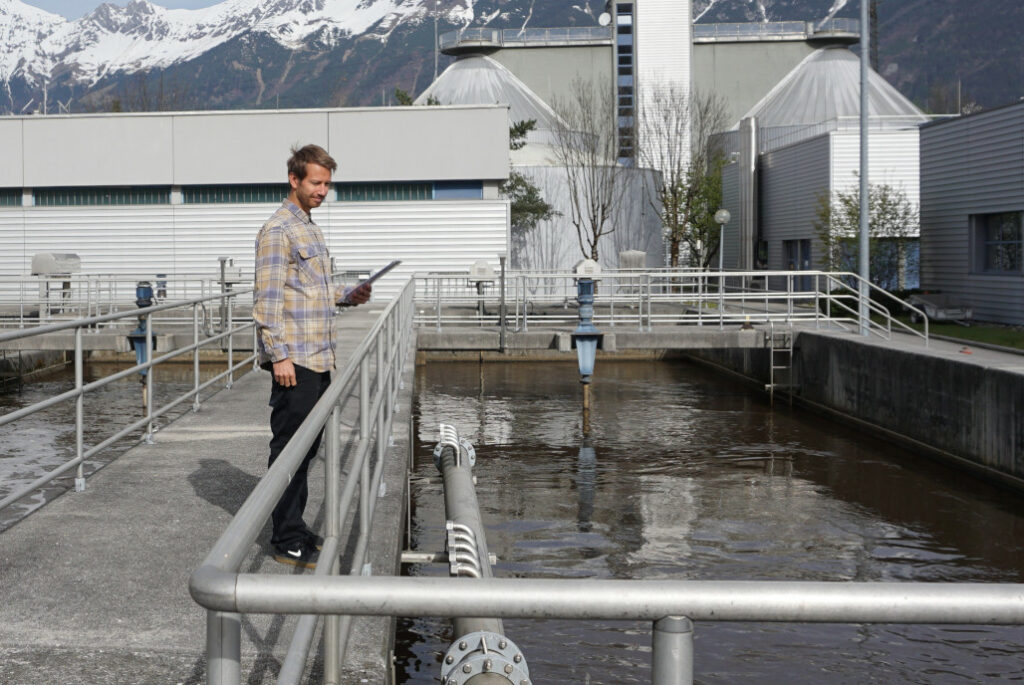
[637,85,730,268]
[551,78,628,264]
[813,181,919,290]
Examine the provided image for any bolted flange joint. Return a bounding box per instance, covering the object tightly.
[439,631,530,685]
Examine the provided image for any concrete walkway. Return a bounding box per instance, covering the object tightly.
[0,303,411,685]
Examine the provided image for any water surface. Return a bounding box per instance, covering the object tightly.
[400,360,1024,684]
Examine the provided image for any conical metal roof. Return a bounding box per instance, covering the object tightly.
[415,55,564,160]
[734,46,927,129]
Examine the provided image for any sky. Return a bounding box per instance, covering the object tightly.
[27,0,219,19]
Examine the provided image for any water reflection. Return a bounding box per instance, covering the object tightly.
[0,362,242,530]
[400,360,1024,684]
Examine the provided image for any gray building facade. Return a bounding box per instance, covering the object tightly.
[920,102,1024,324]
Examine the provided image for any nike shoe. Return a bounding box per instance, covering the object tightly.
[273,540,319,569]
[303,530,324,551]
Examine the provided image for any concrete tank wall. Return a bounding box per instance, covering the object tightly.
[688,332,1024,489]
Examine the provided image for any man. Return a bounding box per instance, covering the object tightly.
[253,144,370,569]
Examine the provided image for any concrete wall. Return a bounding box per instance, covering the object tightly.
[689,332,1024,489]
[920,102,1024,324]
[1,105,511,188]
[489,45,613,111]
[693,40,818,127]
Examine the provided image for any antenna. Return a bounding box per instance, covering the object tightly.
[58,98,73,114]
[20,98,35,114]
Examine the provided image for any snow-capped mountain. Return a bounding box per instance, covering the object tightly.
[2,0,462,86]
[0,0,1019,114]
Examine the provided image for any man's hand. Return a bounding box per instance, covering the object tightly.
[272,358,297,387]
[344,283,372,306]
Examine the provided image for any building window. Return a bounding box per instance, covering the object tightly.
[0,189,20,207]
[34,186,171,206]
[974,211,1023,273]
[433,181,483,200]
[183,184,289,204]
[336,183,432,202]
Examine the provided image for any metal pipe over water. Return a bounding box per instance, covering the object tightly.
[433,424,531,685]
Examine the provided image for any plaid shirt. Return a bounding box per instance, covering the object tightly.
[254,200,348,373]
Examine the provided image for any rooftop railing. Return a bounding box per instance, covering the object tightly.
[439,26,614,52]
[693,18,859,42]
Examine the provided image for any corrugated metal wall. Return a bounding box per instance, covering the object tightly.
[720,162,741,269]
[759,134,831,270]
[831,128,921,217]
[920,104,1024,324]
[0,200,509,302]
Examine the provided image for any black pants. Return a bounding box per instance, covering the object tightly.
[267,363,331,549]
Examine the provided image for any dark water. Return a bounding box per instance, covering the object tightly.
[0,362,241,530]
[399,360,1024,684]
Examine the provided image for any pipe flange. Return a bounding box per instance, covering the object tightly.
[460,437,476,467]
[433,426,476,470]
[440,631,530,685]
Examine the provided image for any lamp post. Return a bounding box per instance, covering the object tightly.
[715,208,731,273]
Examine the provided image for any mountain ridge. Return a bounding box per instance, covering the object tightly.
[0,0,1019,115]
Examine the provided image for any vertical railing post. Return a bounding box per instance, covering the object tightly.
[359,356,371,536]
[226,294,234,389]
[718,273,725,330]
[652,616,693,685]
[74,326,86,492]
[697,274,703,327]
[435,276,442,332]
[786,273,794,322]
[144,311,155,444]
[207,610,241,685]
[193,303,201,412]
[323,405,342,682]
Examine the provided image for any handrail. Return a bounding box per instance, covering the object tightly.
[413,268,930,345]
[186,277,1021,684]
[0,287,256,513]
[190,278,415,685]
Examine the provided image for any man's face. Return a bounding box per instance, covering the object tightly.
[289,162,332,213]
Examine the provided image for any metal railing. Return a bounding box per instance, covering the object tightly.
[0,273,241,328]
[693,18,859,42]
[190,279,414,685]
[413,268,929,345]
[439,26,613,51]
[0,288,256,513]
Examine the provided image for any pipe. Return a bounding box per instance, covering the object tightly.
[436,437,502,638]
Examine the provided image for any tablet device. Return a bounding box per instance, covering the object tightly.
[343,260,401,303]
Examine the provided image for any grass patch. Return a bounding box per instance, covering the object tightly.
[894,316,1024,350]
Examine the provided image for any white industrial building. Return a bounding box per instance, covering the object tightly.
[0,105,511,299]
[719,46,929,285]
[416,55,663,271]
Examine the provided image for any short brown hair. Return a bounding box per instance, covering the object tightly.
[287,144,337,181]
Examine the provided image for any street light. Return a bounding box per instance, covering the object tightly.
[715,208,731,273]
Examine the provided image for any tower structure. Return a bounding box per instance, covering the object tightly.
[617,0,693,166]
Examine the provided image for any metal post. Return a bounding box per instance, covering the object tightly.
[193,303,201,412]
[498,254,506,353]
[74,327,85,492]
[652,616,693,685]
[207,610,241,685]
[226,295,234,389]
[324,406,341,682]
[144,312,154,444]
[359,357,371,536]
[435,276,442,332]
[859,0,871,336]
